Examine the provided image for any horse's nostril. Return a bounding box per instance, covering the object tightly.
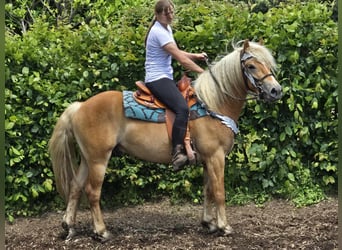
[271,87,282,97]
[269,87,282,100]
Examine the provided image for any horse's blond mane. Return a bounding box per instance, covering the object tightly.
[194,41,276,111]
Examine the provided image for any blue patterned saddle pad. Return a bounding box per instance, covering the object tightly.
[123,91,207,122]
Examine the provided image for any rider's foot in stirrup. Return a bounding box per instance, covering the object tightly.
[172,144,188,171]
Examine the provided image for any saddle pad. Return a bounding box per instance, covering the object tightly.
[123,91,207,122]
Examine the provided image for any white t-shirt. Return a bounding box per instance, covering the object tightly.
[145,21,175,82]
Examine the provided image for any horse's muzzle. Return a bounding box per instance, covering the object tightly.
[260,85,282,102]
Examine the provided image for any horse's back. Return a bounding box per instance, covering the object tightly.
[81,90,123,111]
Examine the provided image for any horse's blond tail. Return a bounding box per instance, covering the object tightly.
[48,102,82,201]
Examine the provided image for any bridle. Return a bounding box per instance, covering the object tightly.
[240,52,275,99]
[205,51,274,101]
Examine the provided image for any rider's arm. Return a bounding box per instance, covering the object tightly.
[163,42,205,74]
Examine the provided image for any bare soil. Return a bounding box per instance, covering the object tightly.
[5,197,337,249]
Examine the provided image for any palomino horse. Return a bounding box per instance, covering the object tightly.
[49,40,282,241]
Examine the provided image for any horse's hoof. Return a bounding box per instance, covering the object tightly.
[219,225,233,236]
[65,228,77,241]
[61,222,77,241]
[93,230,112,243]
[201,220,218,233]
[201,221,233,236]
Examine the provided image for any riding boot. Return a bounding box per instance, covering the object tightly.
[172,144,188,171]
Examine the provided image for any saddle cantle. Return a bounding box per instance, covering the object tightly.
[132,74,198,164]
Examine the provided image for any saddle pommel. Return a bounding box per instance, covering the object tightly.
[177,74,191,92]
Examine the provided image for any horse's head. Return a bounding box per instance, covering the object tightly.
[240,40,282,102]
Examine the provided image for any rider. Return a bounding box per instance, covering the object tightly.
[144,0,206,171]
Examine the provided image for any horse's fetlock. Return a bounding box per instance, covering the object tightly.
[62,221,69,231]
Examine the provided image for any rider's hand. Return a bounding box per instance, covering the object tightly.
[198,52,208,61]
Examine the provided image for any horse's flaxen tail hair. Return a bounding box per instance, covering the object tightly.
[48,102,82,202]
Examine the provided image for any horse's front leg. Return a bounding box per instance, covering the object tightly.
[202,152,233,236]
[201,167,217,232]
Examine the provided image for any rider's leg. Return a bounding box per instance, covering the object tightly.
[146,78,189,170]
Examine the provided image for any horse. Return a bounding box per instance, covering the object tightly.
[48,40,282,241]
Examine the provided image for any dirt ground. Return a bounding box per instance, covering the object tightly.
[5,197,338,250]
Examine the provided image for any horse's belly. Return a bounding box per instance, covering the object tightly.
[117,121,172,164]
[118,144,172,164]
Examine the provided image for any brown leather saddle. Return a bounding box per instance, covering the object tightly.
[133,74,197,164]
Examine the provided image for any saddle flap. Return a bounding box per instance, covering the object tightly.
[133,91,165,109]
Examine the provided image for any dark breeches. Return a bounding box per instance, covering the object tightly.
[146,78,189,147]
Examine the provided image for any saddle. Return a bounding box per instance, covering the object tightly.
[133,74,197,164]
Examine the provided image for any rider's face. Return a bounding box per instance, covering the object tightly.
[157,6,174,26]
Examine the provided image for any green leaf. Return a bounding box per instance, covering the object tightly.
[285,126,292,136]
[323,176,335,185]
[43,179,53,192]
[5,120,15,130]
[22,67,29,75]
[31,188,39,198]
[288,173,295,182]
[83,70,89,78]
[279,132,286,142]
[10,147,21,156]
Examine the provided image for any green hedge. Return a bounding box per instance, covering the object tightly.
[5,0,337,220]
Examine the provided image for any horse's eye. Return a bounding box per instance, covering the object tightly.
[247,64,256,70]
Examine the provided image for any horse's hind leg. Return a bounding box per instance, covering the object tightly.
[84,158,111,242]
[62,158,88,240]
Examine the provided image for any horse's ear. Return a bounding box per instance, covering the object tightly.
[259,38,264,45]
[243,39,250,51]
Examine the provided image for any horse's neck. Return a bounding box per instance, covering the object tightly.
[217,98,246,123]
[213,56,248,121]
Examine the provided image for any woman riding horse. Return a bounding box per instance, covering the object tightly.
[144,0,207,170]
